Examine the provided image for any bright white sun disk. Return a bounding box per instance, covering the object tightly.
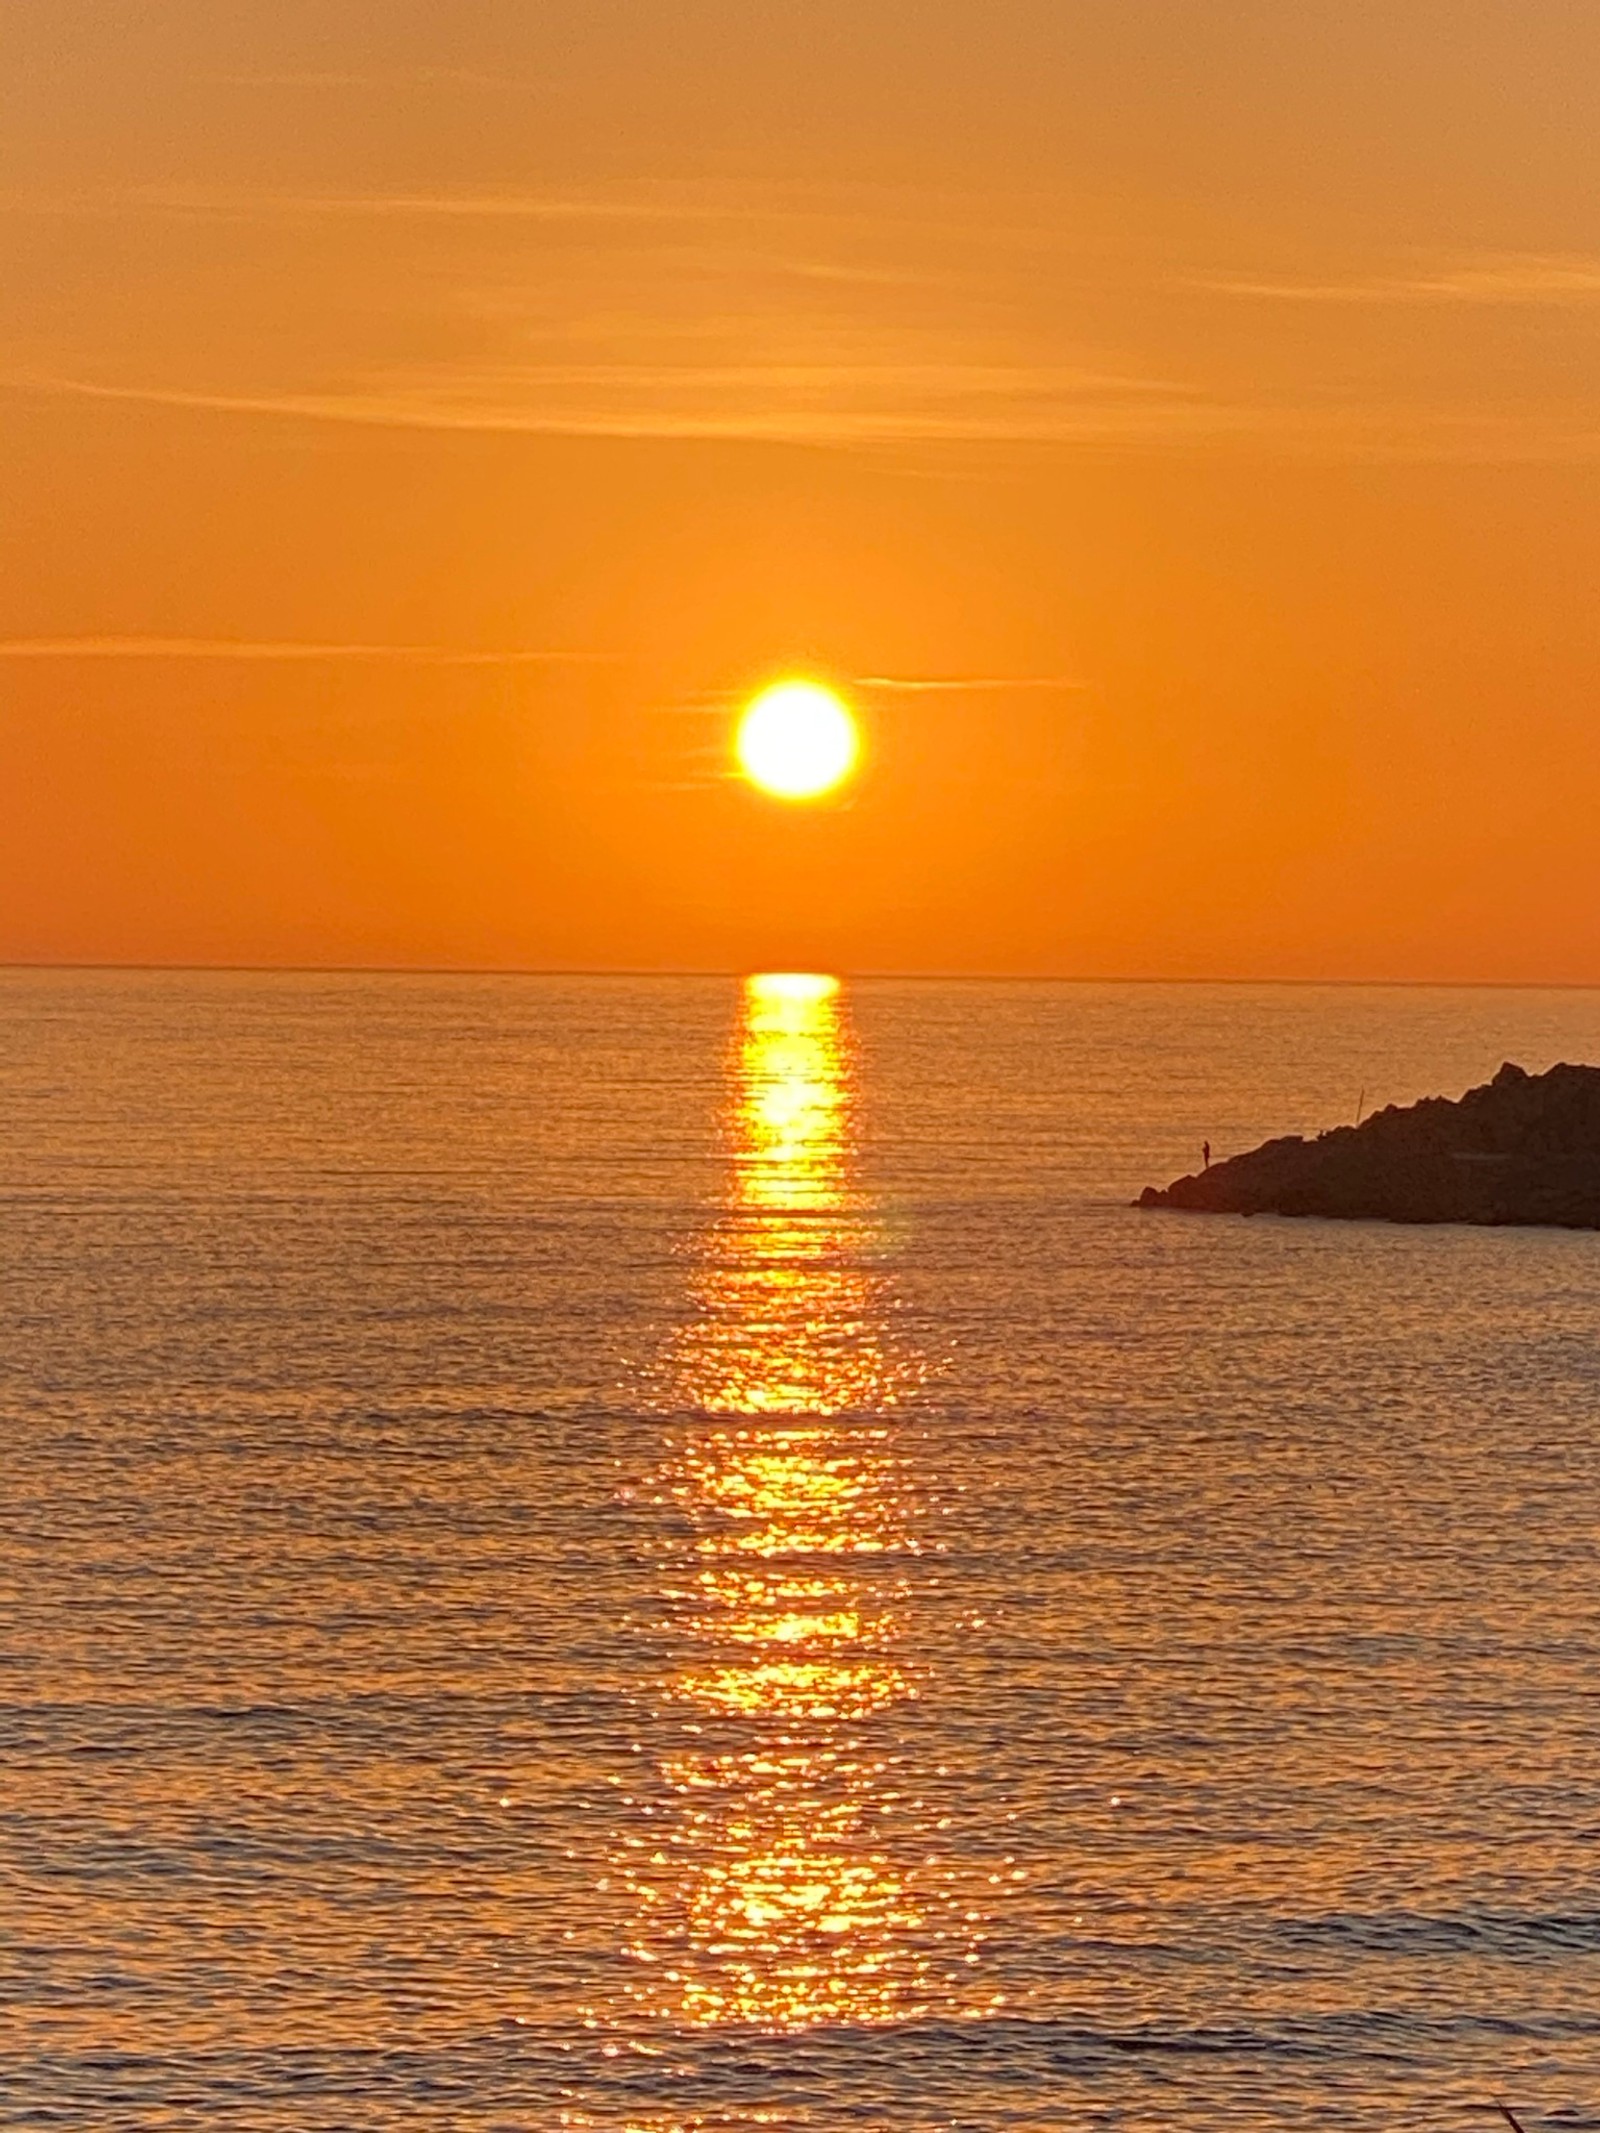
[736,682,860,801]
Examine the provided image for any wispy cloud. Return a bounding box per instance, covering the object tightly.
[209,67,557,93]
[11,190,1600,461]
[1204,254,1600,305]
[0,637,609,663]
[241,190,733,224]
[857,674,1088,693]
[6,367,1218,448]
[0,177,1087,239]
[0,184,763,227]
[19,370,1600,460]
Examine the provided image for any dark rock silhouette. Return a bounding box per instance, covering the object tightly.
[1138,1061,1600,1228]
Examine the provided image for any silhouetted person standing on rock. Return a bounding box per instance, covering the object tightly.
[1202,1141,1211,1170]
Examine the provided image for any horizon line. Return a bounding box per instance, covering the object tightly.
[3,958,1599,995]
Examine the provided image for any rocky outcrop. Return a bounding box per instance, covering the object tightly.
[1138,1061,1600,1228]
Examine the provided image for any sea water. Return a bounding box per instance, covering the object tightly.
[5,970,1600,2130]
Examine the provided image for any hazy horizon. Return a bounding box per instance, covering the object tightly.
[12,959,1600,998]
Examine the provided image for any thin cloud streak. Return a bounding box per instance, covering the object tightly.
[255,192,731,224]
[6,370,1240,449]
[13,371,1599,464]
[858,674,1088,693]
[1203,254,1600,305]
[0,638,610,663]
[209,68,558,92]
[0,186,759,227]
[0,179,1111,246]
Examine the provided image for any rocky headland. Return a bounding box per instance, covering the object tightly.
[1138,1061,1600,1228]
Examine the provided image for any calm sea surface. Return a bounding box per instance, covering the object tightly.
[5,971,1600,2132]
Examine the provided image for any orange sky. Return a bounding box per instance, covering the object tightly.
[5,2,1600,979]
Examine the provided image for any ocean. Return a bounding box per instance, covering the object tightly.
[5,969,1600,2130]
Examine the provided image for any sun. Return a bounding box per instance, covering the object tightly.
[736,681,861,802]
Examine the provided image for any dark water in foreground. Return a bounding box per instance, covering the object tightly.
[4,971,1600,2130]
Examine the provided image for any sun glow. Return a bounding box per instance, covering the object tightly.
[736,682,860,801]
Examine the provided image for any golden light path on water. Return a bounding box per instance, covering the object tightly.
[614,974,986,2040]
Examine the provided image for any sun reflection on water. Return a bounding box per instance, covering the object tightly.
[615,974,978,2034]
[673,973,905,1419]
